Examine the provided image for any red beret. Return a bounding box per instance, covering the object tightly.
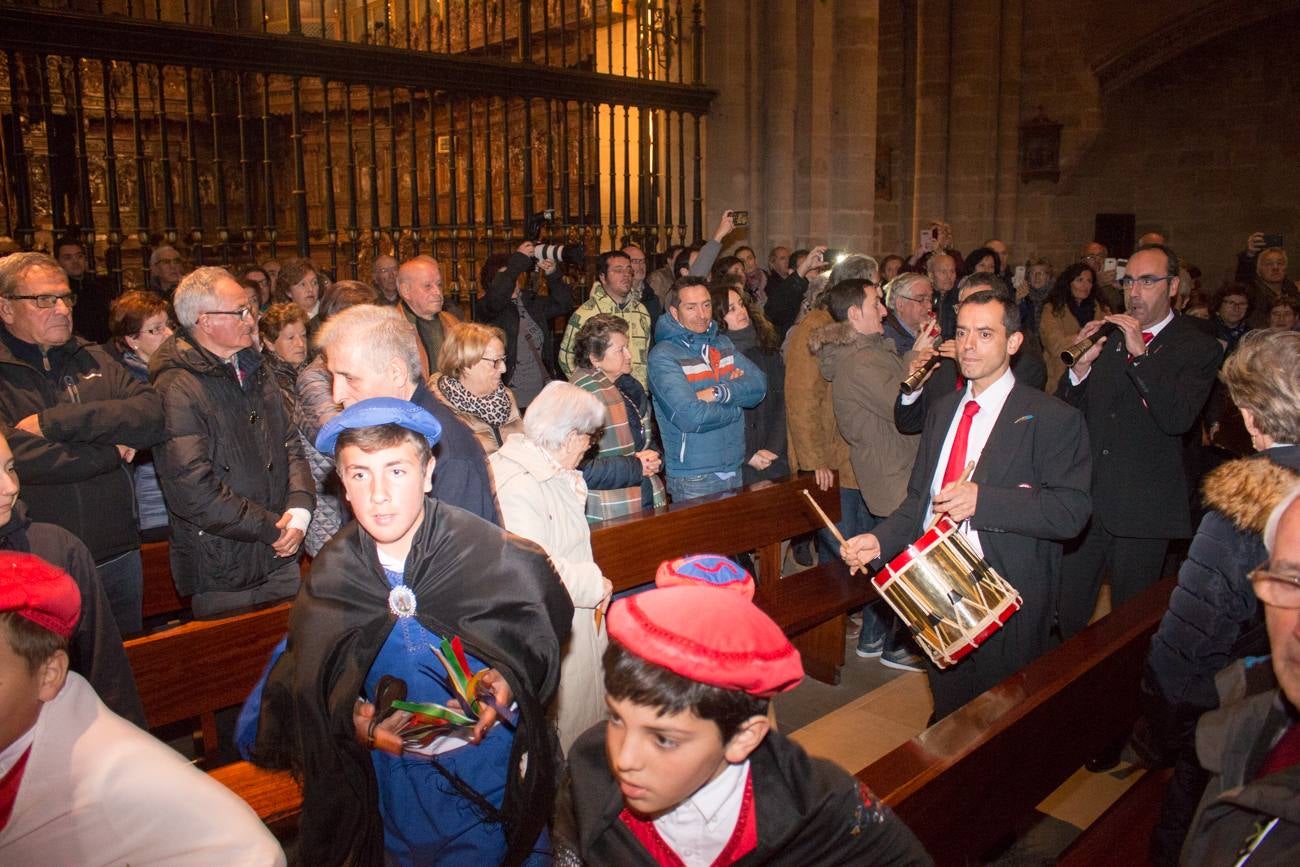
[654,554,755,600]
[608,585,802,697]
[0,552,81,640]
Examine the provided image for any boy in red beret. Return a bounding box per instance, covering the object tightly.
[554,581,932,865]
[0,552,284,865]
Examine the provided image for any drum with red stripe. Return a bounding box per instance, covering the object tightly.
[873,516,1022,669]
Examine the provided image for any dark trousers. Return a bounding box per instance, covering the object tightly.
[1058,520,1169,639]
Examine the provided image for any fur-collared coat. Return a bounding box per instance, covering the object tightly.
[1139,445,1300,758]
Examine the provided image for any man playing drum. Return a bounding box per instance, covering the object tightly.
[842,290,1093,721]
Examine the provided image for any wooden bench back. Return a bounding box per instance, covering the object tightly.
[125,601,291,765]
[140,540,190,622]
[857,577,1175,865]
[591,474,840,594]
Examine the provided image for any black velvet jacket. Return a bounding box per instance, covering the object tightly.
[554,724,933,866]
[253,499,574,866]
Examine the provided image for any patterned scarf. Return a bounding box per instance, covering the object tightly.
[437,374,514,426]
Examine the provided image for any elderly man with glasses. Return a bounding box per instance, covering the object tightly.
[0,252,164,637]
[1181,488,1300,863]
[150,266,314,618]
[1058,244,1222,645]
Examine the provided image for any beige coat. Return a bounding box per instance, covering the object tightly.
[488,434,610,753]
[1040,301,1106,393]
[431,378,524,456]
[810,321,920,517]
[784,308,858,489]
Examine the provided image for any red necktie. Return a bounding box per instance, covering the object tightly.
[1258,723,1300,778]
[942,401,980,488]
[1128,331,1154,362]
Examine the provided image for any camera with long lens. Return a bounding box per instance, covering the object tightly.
[524,209,585,266]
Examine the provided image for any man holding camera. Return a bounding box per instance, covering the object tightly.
[1237,233,1298,328]
[481,241,574,410]
[559,250,652,389]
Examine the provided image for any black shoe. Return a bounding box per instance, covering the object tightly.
[792,539,814,567]
[1086,740,1123,773]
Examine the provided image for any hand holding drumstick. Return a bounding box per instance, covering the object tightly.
[930,461,977,525]
[801,489,877,574]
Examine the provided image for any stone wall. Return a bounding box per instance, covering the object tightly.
[704,0,1300,286]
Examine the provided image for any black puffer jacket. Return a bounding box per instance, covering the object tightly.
[1138,445,1300,759]
[0,327,163,561]
[149,333,314,596]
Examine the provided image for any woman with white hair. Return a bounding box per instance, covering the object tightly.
[488,381,612,752]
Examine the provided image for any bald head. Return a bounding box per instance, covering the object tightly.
[397,256,444,319]
[372,255,399,302]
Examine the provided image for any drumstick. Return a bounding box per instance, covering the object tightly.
[926,461,976,532]
[800,489,863,575]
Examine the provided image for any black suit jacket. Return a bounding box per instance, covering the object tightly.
[1058,313,1221,539]
[873,380,1093,686]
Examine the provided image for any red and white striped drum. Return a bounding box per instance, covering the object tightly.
[874,516,1022,669]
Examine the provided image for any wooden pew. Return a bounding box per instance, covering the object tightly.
[856,577,1175,866]
[591,474,867,683]
[125,600,291,765]
[140,540,189,621]
[1056,767,1172,866]
[126,600,303,829]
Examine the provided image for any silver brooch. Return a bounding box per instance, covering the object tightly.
[388,585,417,619]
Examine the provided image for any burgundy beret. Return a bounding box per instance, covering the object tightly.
[0,552,81,639]
[608,585,802,697]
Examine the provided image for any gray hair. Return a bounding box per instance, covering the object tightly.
[0,252,65,298]
[926,253,956,278]
[523,381,605,452]
[828,254,879,287]
[1264,482,1300,555]
[173,266,236,328]
[315,304,422,381]
[150,245,180,268]
[884,272,932,312]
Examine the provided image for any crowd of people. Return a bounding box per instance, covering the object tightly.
[1,215,1298,865]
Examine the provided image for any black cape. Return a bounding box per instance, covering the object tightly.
[253,498,574,866]
[554,724,933,866]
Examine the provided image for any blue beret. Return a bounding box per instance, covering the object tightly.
[315,397,442,455]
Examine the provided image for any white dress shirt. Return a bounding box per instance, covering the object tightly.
[927,366,1017,557]
[653,760,750,866]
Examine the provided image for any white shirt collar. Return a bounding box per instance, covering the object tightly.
[653,759,749,866]
[963,364,1017,408]
[1144,310,1175,339]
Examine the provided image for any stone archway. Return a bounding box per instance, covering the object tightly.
[1094,0,1300,94]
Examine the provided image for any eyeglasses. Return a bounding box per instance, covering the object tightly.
[7,293,77,309]
[1249,564,1300,609]
[203,306,252,320]
[1119,275,1172,290]
[137,322,176,337]
[898,294,934,306]
[155,257,183,266]
[1221,299,1249,309]
[481,355,507,369]
[606,267,633,275]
